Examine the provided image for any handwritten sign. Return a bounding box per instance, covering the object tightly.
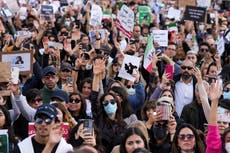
[90,4,103,27]
[184,6,206,22]
[116,5,134,38]
[152,30,168,47]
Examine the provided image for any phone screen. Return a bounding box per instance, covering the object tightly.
[164,65,173,80]
[83,119,94,135]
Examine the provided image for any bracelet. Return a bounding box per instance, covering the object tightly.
[96,38,101,40]
[73,68,79,72]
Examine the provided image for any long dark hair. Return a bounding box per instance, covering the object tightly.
[222,127,230,153]
[120,127,149,153]
[108,86,134,118]
[99,92,125,126]
[171,123,205,153]
[0,105,18,146]
[68,92,87,118]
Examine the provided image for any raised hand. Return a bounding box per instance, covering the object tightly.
[209,80,222,101]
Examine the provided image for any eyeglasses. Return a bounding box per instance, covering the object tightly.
[127,85,135,89]
[35,117,53,125]
[181,66,193,70]
[200,48,209,52]
[178,134,194,140]
[224,87,230,92]
[32,98,42,104]
[69,98,81,104]
[102,99,116,106]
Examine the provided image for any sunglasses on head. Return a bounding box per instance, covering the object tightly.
[69,98,81,104]
[127,85,134,89]
[35,117,53,125]
[178,134,194,140]
[102,99,116,106]
[181,66,193,70]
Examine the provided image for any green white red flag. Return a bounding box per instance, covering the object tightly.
[143,35,155,72]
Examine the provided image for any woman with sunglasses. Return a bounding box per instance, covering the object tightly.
[93,92,126,153]
[67,92,91,123]
[171,123,205,153]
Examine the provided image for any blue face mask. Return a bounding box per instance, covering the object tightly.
[223,92,230,99]
[104,103,117,115]
[127,88,135,95]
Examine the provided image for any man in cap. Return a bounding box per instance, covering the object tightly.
[13,104,73,153]
[40,65,61,103]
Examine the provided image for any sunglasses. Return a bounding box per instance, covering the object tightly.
[181,66,193,70]
[60,32,68,36]
[127,85,135,89]
[32,98,42,104]
[224,87,230,92]
[178,134,194,140]
[200,48,209,52]
[69,98,81,104]
[35,117,53,125]
[102,99,116,106]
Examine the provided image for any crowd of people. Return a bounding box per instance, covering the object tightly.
[0,0,230,153]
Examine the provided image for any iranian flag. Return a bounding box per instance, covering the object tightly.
[143,35,155,72]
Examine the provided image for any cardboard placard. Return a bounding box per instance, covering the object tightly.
[152,30,168,47]
[0,51,33,75]
[184,6,206,22]
[178,0,196,8]
[0,62,10,83]
[89,4,103,27]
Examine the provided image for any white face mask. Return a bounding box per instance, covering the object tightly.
[86,64,92,70]
[127,88,135,95]
[225,142,230,153]
[199,25,205,31]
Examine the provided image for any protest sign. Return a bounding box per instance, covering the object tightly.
[197,0,211,8]
[6,0,19,15]
[143,35,155,72]
[0,130,9,153]
[167,7,181,21]
[0,51,33,74]
[89,29,105,47]
[41,5,54,21]
[217,37,225,56]
[138,6,151,25]
[90,4,103,27]
[0,8,13,19]
[116,5,134,38]
[118,55,141,82]
[152,30,168,47]
[184,6,206,22]
[178,0,196,8]
[0,62,11,96]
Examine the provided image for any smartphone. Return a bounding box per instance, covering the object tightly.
[11,67,20,84]
[66,77,73,86]
[83,119,94,135]
[156,103,171,121]
[164,65,173,80]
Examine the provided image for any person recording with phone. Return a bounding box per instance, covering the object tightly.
[67,120,104,152]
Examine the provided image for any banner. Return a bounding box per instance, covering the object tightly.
[143,35,155,72]
[184,6,206,22]
[116,5,134,38]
